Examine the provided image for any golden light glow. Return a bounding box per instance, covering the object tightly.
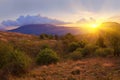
[91,24,99,28]
[59,20,103,33]
[84,22,102,33]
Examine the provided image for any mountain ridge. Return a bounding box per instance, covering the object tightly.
[8,24,83,35]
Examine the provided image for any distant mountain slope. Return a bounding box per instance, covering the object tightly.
[100,22,120,32]
[8,24,83,35]
[101,22,120,29]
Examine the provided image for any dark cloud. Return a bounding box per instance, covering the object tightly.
[2,15,66,27]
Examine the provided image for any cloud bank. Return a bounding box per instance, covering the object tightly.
[1,15,66,30]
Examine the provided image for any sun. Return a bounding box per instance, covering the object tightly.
[84,23,101,33]
[91,24,99,28]
[89,23,101,29]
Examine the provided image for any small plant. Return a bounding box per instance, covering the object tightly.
[39,33,49,39]
[40,44,50,50]
[0,42,13,68]
[81,44,99,57]
[36,48,59,65]
[78,40,86,48]
[96,36,106,48]
[40,33,54,39]
[8,50,32,75]
[68,42,80,52]
[69,48,83,60]
[0,42,32,76]
[94,48,114,57]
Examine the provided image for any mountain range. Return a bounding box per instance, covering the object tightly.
[8,24,83,35]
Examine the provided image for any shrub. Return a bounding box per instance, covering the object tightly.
[36,48,59,65]
[96,36,106,48]
[68,42,80,52]
[78,40,86,48]
[94,48,114,57]
[39,33,48,39]
[105,25,120,56]
[0,42,32,76]
[7,50,32,75]
[62,33,76,42]
[69,48,83,60]
[40,44,50,50]
[0,42,13,68]
[81,44,99,57]
[40,33,54,39]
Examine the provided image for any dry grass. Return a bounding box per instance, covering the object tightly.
[0,31,39,42]
[10,57,120,80]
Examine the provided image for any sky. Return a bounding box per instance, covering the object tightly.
[0,0,120,29]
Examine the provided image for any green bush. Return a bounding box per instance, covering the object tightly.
[94,48,114,57]
[40,44,50,50]
[81,44,99,57]
[39,33,48,39]
[40,33,54,39]
[68,42,80,52]
[69,48,83,60]
[36,48,59,65]
[0,42,31,76]
[96,36,106,48]
[78,40,86,48]
[7,50,32,75]
[0,42,13,68]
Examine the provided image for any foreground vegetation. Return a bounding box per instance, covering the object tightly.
[12,57,120,80]
[0,22,120,80]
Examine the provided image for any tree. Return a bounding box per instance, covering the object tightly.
[99,22,120,56]
[108,32,120,56]
[68,42,79,52]
[96,36,106,48]
[39,33,48,39]
[62,33,76,42]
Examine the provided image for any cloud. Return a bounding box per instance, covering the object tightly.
[0,24,18,30]
[1,15,66,27]
[107,16,120,23]
[76,17,96,24]
[2,20,19,26]
[0,24,7,30]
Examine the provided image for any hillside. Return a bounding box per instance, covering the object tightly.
[8,24,83,35]
[0,24,120,80]
[0,31,39,42]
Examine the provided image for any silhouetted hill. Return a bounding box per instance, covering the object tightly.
[99,22,120,33]
[101,22,120,29]
[8,24,83,35]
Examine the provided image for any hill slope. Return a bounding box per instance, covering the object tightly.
[0,31,38,42]
[8,24,83,35]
